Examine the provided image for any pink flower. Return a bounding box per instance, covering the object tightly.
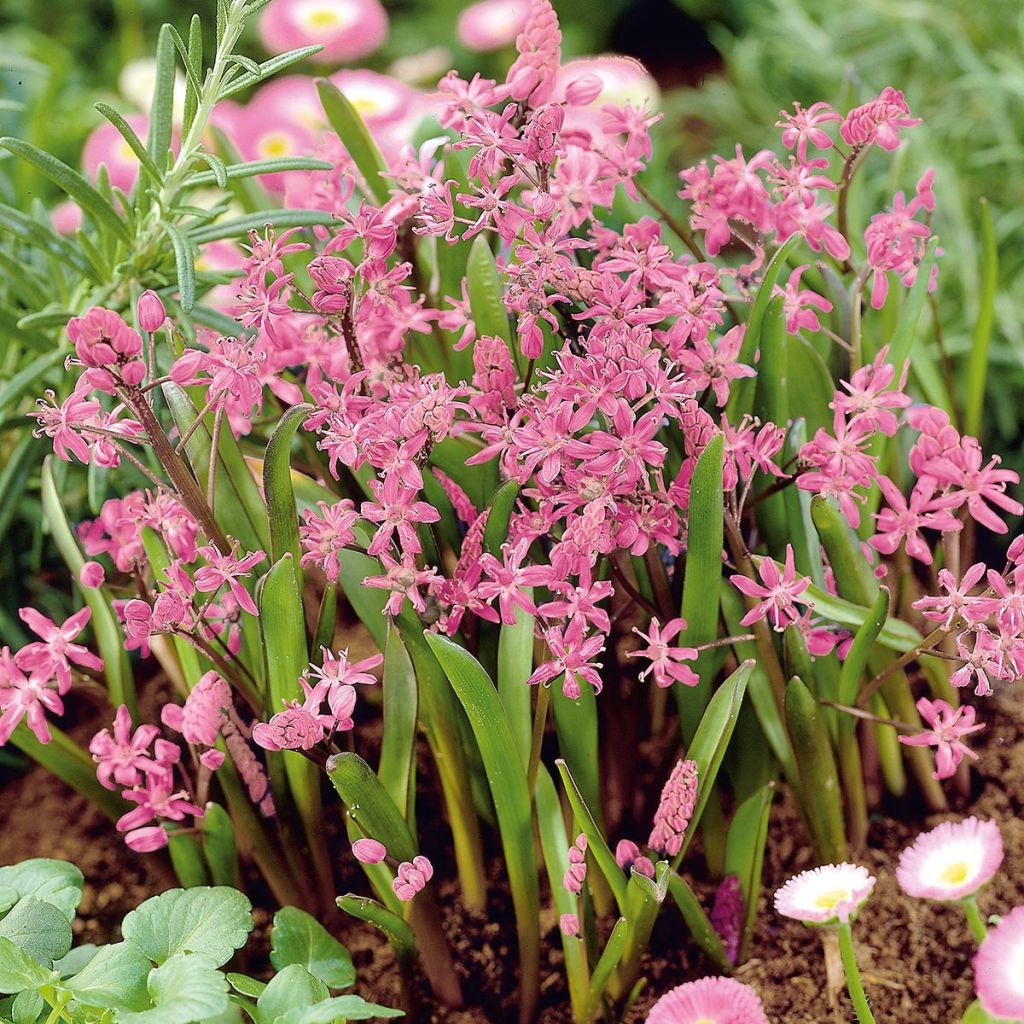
[648,758,698,856]
[646,977,768,1024]
[776,100,839,164]
[563,833,588,894]
[16,606,103,692]
[124,825,170,853]
[615,839,640,870]
[896,817,1003,902]
[392,855,433,901]
[675,325,755,407]
[0,648,64,746]
[840,87,921,152]
[869,477,961,565]
[161,671,230,747]
[194,541,266,617]
[136,291,167,333]
[363,553,438,616]
[974,905,1024,1019]
[117,771,204,844]
[458,0,529,51]
[628,617,699,688]
[252,706,325,752]
[352,838,387,864]
[300,500,359,581]
[775,863,875,924]
[730,545,811,632]
[89,705,159,790]
[259,0,388,63]
[527,618,605,699]
[780,265,832,335]
[361,474,440,558]
[899,698,984,779]
[477,540,551,625]
[913,563,988,630]
[710,875,743,965]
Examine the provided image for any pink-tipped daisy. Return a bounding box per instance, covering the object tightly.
[975,905,1024,1020]
[646,977,768,1024]
[259,0,388,64]
[774,863,876,925]
[457,0,530,52]
[896,818,1003,902]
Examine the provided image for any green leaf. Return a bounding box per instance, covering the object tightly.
[121,887,253,967]
[316,80,390,205]
[838,587,890,723]
[187,210,334,245]
[378,626,418,820]
[270,908,355,990]
[202,803,240,888]
[666,871,732,973]
[0,349,66,414]
[263,405,311,598]
[556,759,628,915]
[335,896,416,967]
[186,158,333,188]
[274,995,403,1024]
[257,965,329,1023]
[120,953,229,1024]
[785,677,847,863]
[0,861,82,922]
[220,47,325,98]
[802,580,920,652]
[41,458,134,717]
[162,222,196,313]
[147,25,176,165]
[0,899,71,966]
[227,974,266,999]
[964,200,997,438]
[497,602,533,769]
[466,236,512,347]
[481,479,520,556]
[327,753,418,864]
[960,999,1002,1024]
[94,104,163,184]
[421,633,540,1022]
[615,863,670,996]
[675,660,753,862]
[679,433,724,740]
[0,138,131,243]
[724,783,774,963]
[65,941,152,1012]
[887,237,938,367]
[0,202,91,277]
[585,918,627,1021]
[0,937,51,994]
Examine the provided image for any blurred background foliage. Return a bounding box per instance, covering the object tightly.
[0,0,1021,637]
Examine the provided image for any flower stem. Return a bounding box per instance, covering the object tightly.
[837,921,876,1024]
[527,682,551,794]
[962,897,989,944]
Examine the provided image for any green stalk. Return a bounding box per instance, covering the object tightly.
[962,898,988,944]
[836,922,876,1024]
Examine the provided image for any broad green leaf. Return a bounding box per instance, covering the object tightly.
[666,873,731,972]
[257,965,329,1023]
[533,767,587,1021]
[964,201,997,438]
[466,236,512,348]
[52,944,98,977]
[481,479,520,556]
[585,918,628,1022]
[497,601,533,769]
[0,860,82,921]
[275,995,403,1024]
[679,433,725,740]
[42,457,134,717]
[785,677,847,863]
[227,974,266,999]
[65,941,152,1012]
[421,633,540,1024]
[0,899,71,966]
[263,404,311,597]
[727,234,800,420]
[327,753,418,864]
[556,759,628,914]
[378,626,418,819]
[675,659,753,862]
[0,937,51,994]
[270,908,355,990]
[786,338,833,440]
[724,783,774,963]
[11,987,43,1024]
[316,80,390,205]
[121,887,253,967]
[121,953,229,1024]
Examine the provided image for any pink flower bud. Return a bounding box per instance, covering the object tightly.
[632,856,655,879]
[559,913,580,936]
[124,825,169,852]
[615,839,640,869]
[79,561,106,588]
[137,290,167,333]
[564,72,603,106]
[200,749,225,771]
[122,598,153,640]
[392,855,433,900]
[352,838,388,864]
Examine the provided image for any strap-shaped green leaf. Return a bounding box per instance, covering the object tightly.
[423,632,539,1024]
[0,138,131,243]
[466,235,513,347]
[263,403,312,598]
[147,24,177,165]
[666,871,732,972]
[162,222,196,313]
[0,202,91,276]
[481,478,520,555]
[316,79,390,205]
[585,918,627,1021]
[378,625,418,821]
[188,209,334,245]
[964,201,997,438]
[724,782,774,963]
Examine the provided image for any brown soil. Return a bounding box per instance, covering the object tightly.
[1,691,1021,1023]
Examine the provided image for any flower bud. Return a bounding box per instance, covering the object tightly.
[137,290,167,333]
[124,825,169,852]
[559,913,580,936]
[352,838,388,864]
[564,72,603,107]
[79,561,106,589]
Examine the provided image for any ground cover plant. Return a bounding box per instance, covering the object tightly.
[0,0,1021,1021]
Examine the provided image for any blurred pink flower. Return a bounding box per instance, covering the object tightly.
[259,0,388,64]
[458,0,530,52]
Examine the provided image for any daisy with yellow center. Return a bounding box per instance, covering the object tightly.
[895,816,1003,903]
[774,862,875,925]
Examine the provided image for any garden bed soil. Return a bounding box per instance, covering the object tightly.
[1,692,1021,1024]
